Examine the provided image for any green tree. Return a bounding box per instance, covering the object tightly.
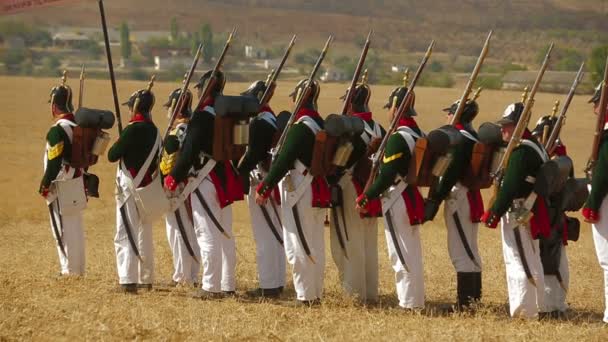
[170,17,179,42]
[120,22,131,60]
[200,24,213,63]
[589,45,608,84]
[190,32,201,56]
[555,48,584,72]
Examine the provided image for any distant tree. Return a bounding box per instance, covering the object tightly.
[191,32,201,56]
[589,45,608,84]
[120,22,131,60]
[170,17,179,42]
[555,48,584,72]
[429,60,444,72]
[0,47,27,73]
[200,24,213,63]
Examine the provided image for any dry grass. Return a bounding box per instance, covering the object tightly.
[0,76,607,340]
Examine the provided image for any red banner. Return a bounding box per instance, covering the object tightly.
[0,0,76,15]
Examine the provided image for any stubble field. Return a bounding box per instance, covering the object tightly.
[0,76,607,340]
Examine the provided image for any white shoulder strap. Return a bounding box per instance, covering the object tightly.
[122,129,161,188]
[203,105,216,116]
[55,119,77,142]
[297,116,321,134]
[520,139,549,163]
[259,111,277,129]
[396,126,420,153]
[459,129,479,143]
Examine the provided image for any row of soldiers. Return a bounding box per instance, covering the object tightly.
[39,66,608,321]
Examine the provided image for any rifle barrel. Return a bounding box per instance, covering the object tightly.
[98,0,122,133]
[260,34,297,107]
[274,35,333,154]
[494,43,553,179]
[193,27,237,112]
[546,62,584,154]
[450,31,492,126]
[163,43,203,141]
[340,30,373,115]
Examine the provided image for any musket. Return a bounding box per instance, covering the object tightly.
[491,43,554,187]
[163,43,203,141]
[193,28,237,110]
[340,30,372,115]
[450,31,492,126]
[363,40,435,194]
[78,64,85,109]
[259,35,297,108]
[585,55,608,177]
[274,35,333,155]
[545,62,585,154]
[98,0,123,133]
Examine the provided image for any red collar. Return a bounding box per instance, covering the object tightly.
[352,112,372,121]
[295,107,320,120]
[198,97,215,111]
[454,123,465,130]
[522,129,533,140]
[261,104,274,115]
[130,113,151,123]
[55,113,75,122]
[398,116,418,129]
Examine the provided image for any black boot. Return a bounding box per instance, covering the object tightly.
[456,272,476,309]
[472,272,482,303]
[119,283,138,294]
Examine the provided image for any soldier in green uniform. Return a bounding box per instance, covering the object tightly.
[160,88,201,286]
[424,99,484,310]
[238,80,286,298]
[582,83,608,323]
[481,102,550,319]
[355,87,426,310]
[108,85,160,293]
[39,78,86,276]
[330,80,385,303]
[164,70,244,299]
[255,79,330,305]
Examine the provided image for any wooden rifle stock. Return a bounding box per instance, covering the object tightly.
[586,56,608,176]
[274,35,333,156]
[490,43,553,202]
[362,40,435,194]
[193,27,237,112]
[163,43,203,141]
[450,31,492,126]
[340,30,372,115]
[545,62,585,155]
[260,35,297,108]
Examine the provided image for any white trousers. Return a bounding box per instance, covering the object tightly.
[384,195,424,309]
[192,178,235,293]
[114,195,154,285]
[48,202,85,275]
[444,184,482,273]
[280,172,326,301]
[543,247,569,313]
[330,175,378,302]
[501,212,545,319]
[247,186,286,289]
[165,202,201,284]
[592,195,608,323]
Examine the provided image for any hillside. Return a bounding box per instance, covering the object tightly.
[8,0,608,62]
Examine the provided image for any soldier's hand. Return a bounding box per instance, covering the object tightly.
[355,194,369,214]
[481,210,499,228]
[39,186,49,199]
[255,192,268,206]
[582,207,599,223]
